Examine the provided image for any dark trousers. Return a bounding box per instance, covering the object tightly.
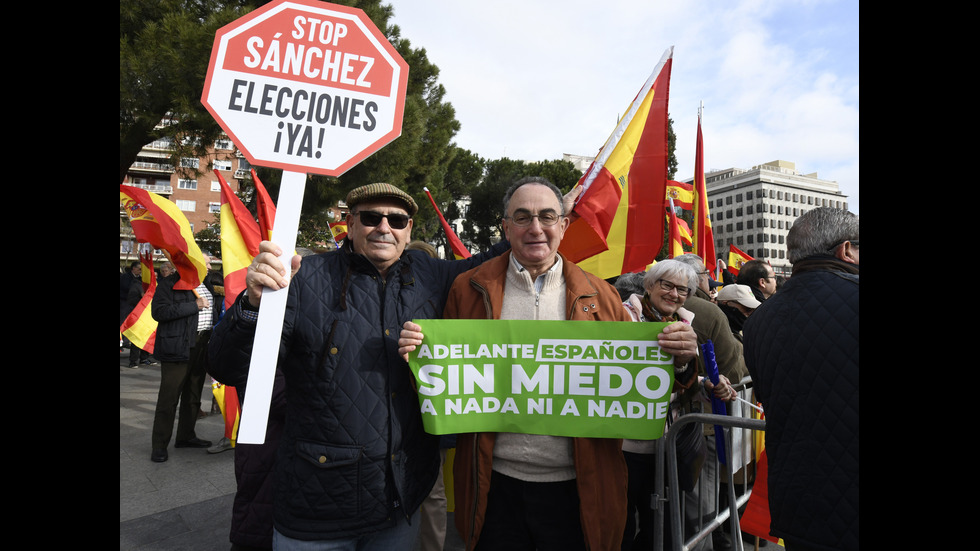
[475,471,585,551]
[622,451,680,551]
[128,343,149,365]
[150,332,209,450]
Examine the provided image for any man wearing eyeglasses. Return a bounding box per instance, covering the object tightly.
[742,207,859,551]
[207,182,516,550]
[400,176,697,551]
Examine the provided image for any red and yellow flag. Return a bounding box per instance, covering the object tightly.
[120,250,158,353]
[212,379,241,444]
[667,207,684,259]
[120,185,207,290]
[251,169,277,241]
[727,244,754,275]
[424,187,471,259]
[216,170,262,312]
[329,221,348,244]
[738,449,783,545]
[559,47,673,279]
[666,180,694,210]
[692,114,717,273]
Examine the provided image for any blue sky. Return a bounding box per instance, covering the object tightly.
[385,0,859,213]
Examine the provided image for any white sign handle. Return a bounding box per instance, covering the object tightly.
[235,170,307,444]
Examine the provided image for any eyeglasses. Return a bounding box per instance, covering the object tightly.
[505,209,562,227]
[826,239,859,254]
[354,210,411,229]
[656,279,690,297]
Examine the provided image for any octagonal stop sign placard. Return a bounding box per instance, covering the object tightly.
[202,0,409,176]
[200,0,409,444]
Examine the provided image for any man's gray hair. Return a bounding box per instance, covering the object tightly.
[787,207,859,263]
[502,176,565,216]
[673,253,706,273]
[614,272,646,301]
[643,259,699,296]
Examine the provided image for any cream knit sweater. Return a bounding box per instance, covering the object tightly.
[491,254,577,482]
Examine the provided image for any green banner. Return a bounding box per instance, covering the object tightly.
[407,319,675,440]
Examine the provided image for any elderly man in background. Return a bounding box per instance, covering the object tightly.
[743,207,859,551]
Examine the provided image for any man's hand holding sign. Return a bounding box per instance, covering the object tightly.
[399,318,697,440]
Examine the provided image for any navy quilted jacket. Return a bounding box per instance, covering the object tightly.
[743,258,858,551]
[208,241,509,541]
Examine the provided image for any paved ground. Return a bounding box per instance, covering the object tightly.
[119,349,779,551]
[119,349,466,550]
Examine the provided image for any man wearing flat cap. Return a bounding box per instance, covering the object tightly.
[207,182,513,549]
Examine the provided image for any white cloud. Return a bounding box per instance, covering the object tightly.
[386,0,859,212]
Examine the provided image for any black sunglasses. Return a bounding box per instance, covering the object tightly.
[354,210,411,229]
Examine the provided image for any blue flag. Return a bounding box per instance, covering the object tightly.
[700,340,728,465]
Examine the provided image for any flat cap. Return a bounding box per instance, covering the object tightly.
[345,183,418,216]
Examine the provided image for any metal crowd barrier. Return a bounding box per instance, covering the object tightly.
[647,379,767,551]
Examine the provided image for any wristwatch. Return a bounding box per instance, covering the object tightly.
[240,289,259,312]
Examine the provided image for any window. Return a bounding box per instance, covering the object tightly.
[215,138,233,150]
[214,159,232,171]
[180,157,199,169]
[178,179,198,190]
[209,202,221,214]
[176,199,196,211]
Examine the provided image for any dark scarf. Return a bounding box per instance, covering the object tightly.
[791,254,859,277]
[640,293,680,323]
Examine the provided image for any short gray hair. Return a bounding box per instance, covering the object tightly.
[643,259,699,296]
[673,253,705,273]
[787,207,859,263]
[502,176,565,216]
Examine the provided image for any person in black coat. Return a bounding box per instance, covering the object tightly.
[208,183,515,549]
[742,207,858,551]
[149,261,212,463]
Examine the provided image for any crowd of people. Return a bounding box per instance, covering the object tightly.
[121,178,859,551]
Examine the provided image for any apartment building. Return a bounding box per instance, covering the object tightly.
[120,134,252,267]
[698,160,848,276]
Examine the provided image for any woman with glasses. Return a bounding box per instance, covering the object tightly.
[619,259,735,551]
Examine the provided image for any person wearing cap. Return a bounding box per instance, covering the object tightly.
[742,208,858,551]
[207,182,516,549]
[715,283,760,340]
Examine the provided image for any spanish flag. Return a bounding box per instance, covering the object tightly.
[727,244,753,275]
[329,221,348,244]
[692,114,717,273]
[667,200,685,259]
[738,449,783,545]
[212,379,241,445]
[120,185,207,291]
[251,169,277,241]
[215,170,262,312]
[560,47,673,279]
[677,217,693,247]
[120,250,158,353]
[666,180,694,210]
[424,187,472,259]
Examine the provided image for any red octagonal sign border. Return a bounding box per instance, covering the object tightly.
[201,0,409,176]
